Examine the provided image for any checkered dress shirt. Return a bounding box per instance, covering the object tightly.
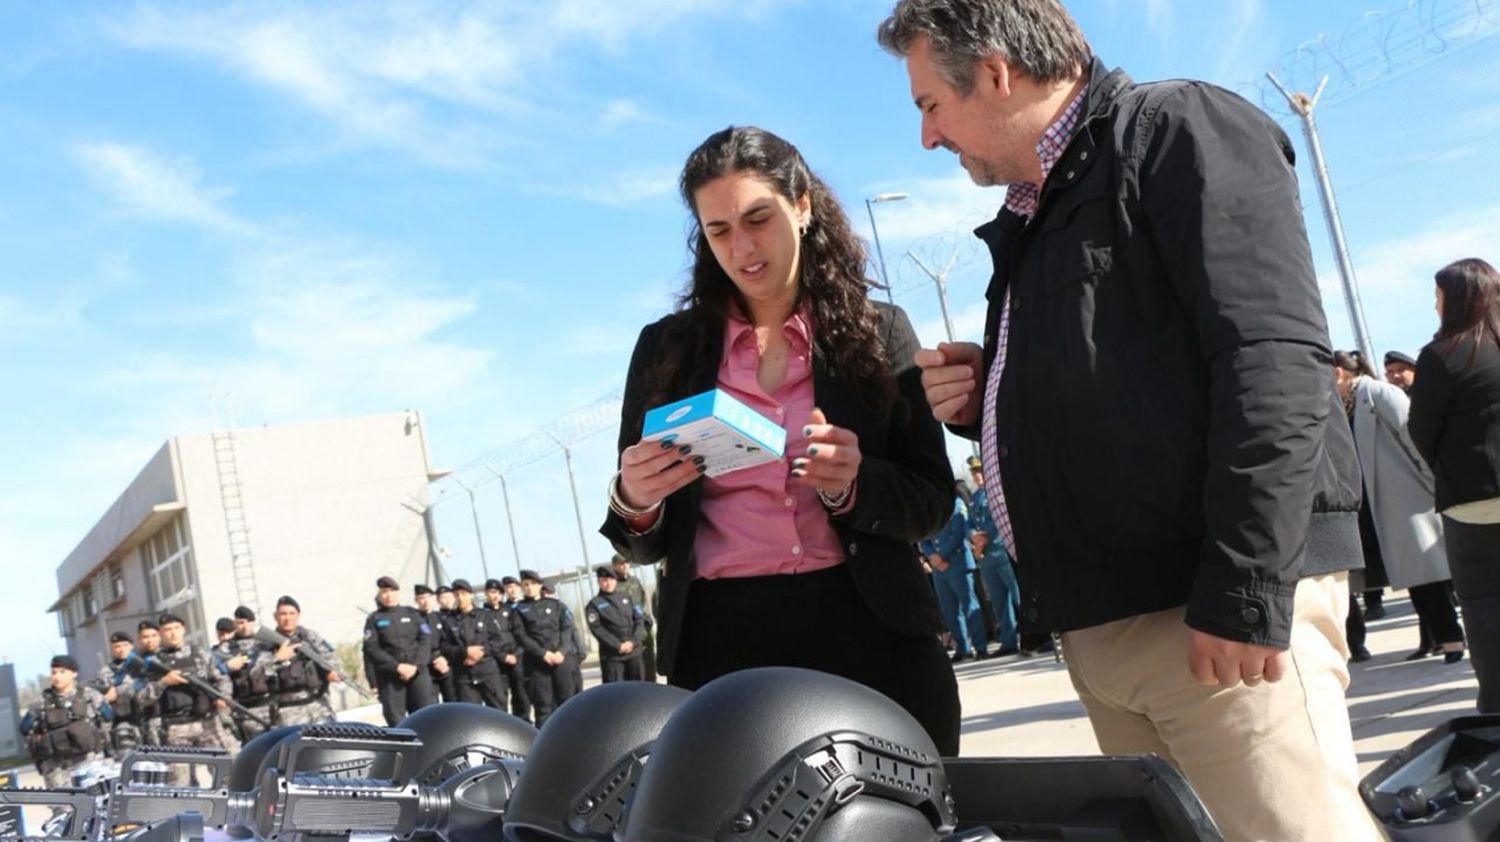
[980,84,1088,560]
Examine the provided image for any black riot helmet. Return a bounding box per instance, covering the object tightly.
[622,668,957,842]
[502,682,692,841]
[398,702,537,785]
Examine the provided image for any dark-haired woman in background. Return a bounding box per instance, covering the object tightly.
[599,125,960,753]
[1410,257,1500,711]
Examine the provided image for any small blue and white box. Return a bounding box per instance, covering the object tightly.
[641,389,787,478]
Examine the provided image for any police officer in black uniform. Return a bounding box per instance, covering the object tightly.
[586,565,647,683]
[438,579,512,709]
[363,576,435,725]
[223,606,276,742]
[414,584,457,703]
[511,570,579,726]
[21,655,110,787]
[499,576,532,720]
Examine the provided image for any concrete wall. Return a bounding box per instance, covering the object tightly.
[177,412,434,654]
[56,412,436,675]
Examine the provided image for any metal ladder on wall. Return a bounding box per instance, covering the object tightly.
[212,397,260,616]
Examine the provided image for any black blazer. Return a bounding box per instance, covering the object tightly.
[1409,335,1500,511]
[599,301,951,676]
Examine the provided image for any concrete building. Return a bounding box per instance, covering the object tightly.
[51,412,446,674]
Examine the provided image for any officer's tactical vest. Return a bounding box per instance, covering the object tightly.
[32,689,99,761]
[155,646,212,721]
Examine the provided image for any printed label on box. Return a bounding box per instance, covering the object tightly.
[641,389,787,478]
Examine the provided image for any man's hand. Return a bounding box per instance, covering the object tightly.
[465,645,485,666]
[104,687,118,704]
[618,641,635,655]
[161,670,188,687]
[543,651,564,666]
[1188,629,1286,688]
[927,553,949,573]
[274,642,298,663]
[214,699,227,712]
[971,530,988,555]
[503,653,518,666]
[395,663,417,682]
[226,655,249,672]
[915,342,984,425]
[326,672,342,684]
[431,655,450,674]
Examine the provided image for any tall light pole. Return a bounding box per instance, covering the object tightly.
[865,193,908,301]
[1265,73,1377,365]
[545,433,592,571]
[909,248,980,459]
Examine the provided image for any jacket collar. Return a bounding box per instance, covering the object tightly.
[973,57,1132,249]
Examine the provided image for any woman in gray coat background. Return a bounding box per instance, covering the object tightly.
[1335,352,1465,662]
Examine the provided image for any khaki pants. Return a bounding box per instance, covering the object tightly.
[1060,573,1382,842]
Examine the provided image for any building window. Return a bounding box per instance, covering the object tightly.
[110,564,126,602]
[142,515,195,614]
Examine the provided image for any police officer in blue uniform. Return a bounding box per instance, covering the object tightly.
[586,566,647,683]
[510,570,579,726]
[363,576,435,725]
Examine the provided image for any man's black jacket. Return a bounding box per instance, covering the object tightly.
[586,590,645,661]
[361,605,432,682]
[962,59,1361,649]
[438,607,510,682]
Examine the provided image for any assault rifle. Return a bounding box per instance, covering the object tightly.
[138,660,271,730]
[253,628,374,702]
[0,725,518,842]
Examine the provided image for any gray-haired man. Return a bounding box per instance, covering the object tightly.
[879,2,1377,839]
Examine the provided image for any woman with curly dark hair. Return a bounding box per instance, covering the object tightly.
[599,125,961,753]
[1410,257,1500,711]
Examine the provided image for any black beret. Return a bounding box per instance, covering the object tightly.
[51,655,79,673]
[435,585,453,595]
[501,576,519,587]
[277,595,300,611]
[1384,350,1417,368]
[519,569,543,583]
[234,605,256,622]
[137,620,158,632]
[215,617,236,633]
[594,565,618,580]
[376,576,400,590]
[484,578,503,591]
[158,613,185,627]
[109,631,133,644]
[451,579,473,593]
[413,584,434,596]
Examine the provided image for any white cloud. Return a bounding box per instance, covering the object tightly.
[565,167,680,207]
[74,142,253,234]
[857,169,1002,244]
[1328,203,1500,297]
[104,1,793,166]
[598,97,647,132]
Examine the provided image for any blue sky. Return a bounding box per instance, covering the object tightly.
[2,0,1497,683]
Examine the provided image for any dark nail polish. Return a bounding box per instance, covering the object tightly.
[692,455,705,465]
[807,446,819,456]
[792,458,808,468]
[803,426,813,436]
[696,465,707,474]
[790,469,806,477]
[678,445,692,454]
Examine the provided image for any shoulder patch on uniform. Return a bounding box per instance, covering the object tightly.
[586,610,599,624]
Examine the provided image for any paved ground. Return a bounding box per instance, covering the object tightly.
[954,590,1479,775]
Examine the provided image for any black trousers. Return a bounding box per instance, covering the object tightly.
[601,655,645,683]
[377,671,435,726]
[1346,593,1367,652]
[524,656,579,727]
[432,668,457,703]
[1409,580,1465,648]
[455,668,507,711]
[669,563,962,756]
[502,663,531,720]
[1446,518,1500,712]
